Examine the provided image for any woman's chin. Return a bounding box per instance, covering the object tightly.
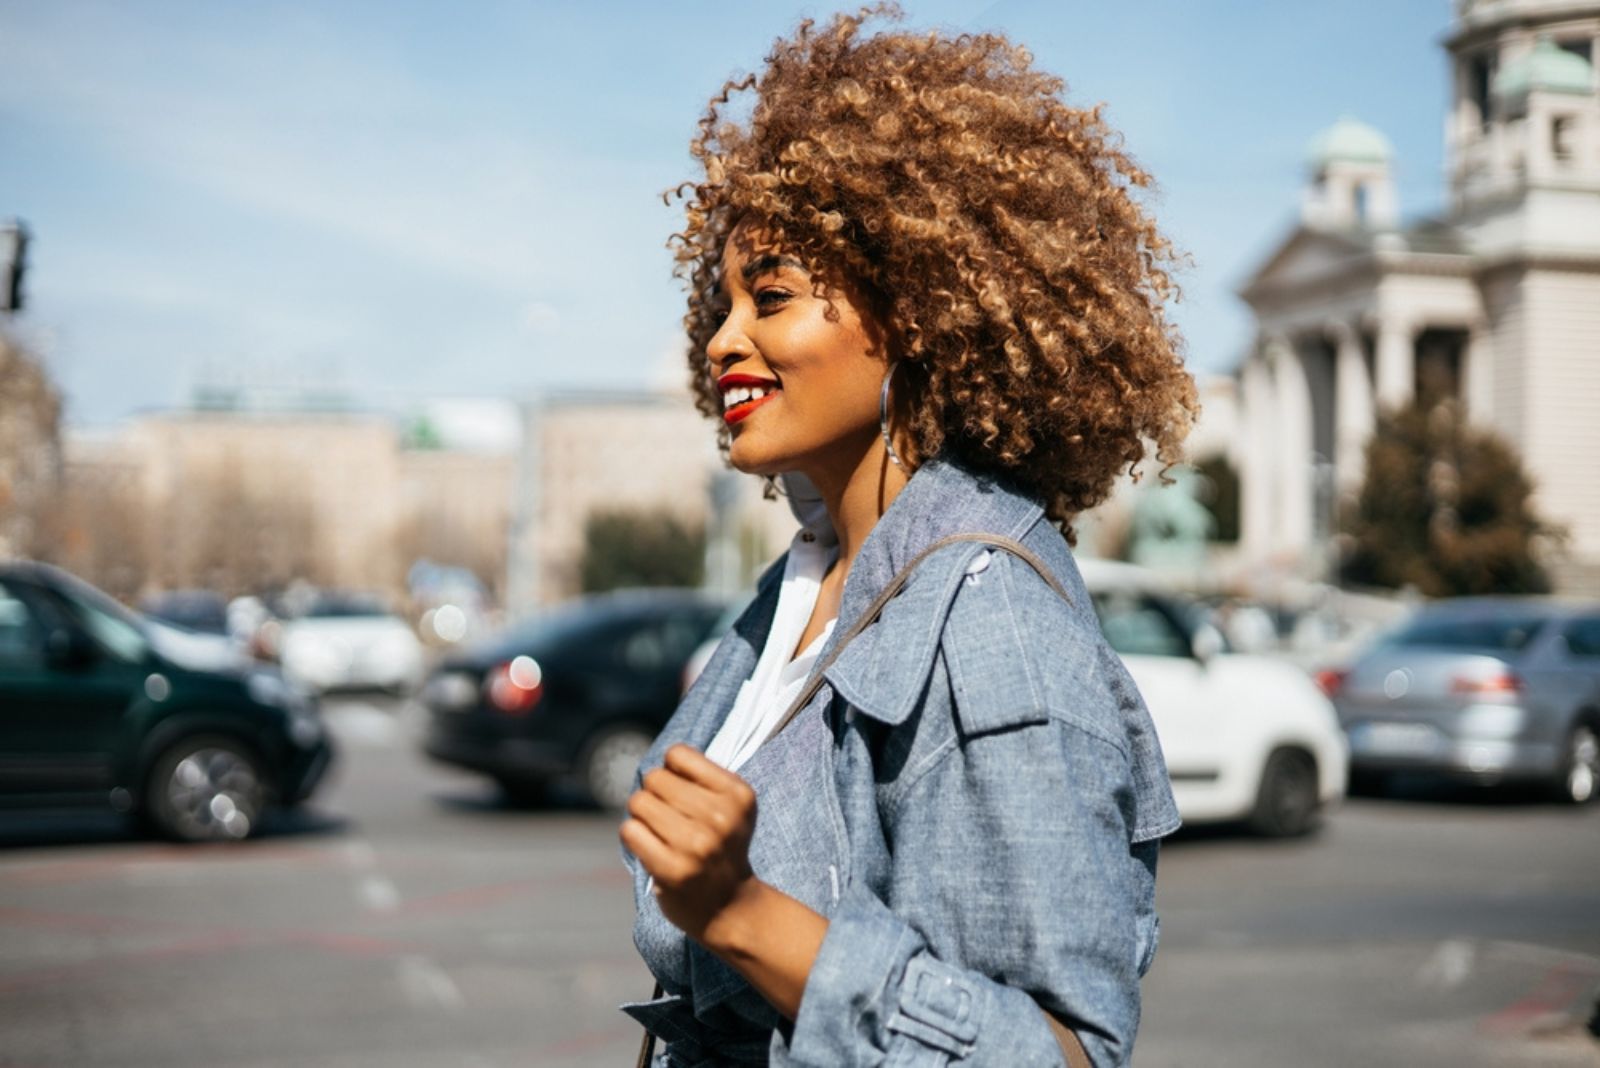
[726,438,788,477]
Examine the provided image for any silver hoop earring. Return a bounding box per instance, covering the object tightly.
[879,365,905,469]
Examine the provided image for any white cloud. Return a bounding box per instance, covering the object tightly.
[519,300,561,336]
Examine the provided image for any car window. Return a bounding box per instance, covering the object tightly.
[1564,617,1600,658]
[37,585,148,664]
[0,582,44,670]
[1383,613,1547,652]
[1092,590,1191,658]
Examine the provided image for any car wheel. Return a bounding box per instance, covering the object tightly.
[581,726,653,811]
[1555,722,1600,805]
[1348,768,1392,798]
[495,775,550,808]
[1249,748,1320,837]
[144,736,265,842]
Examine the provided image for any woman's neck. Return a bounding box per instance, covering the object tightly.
[803,437,911,581]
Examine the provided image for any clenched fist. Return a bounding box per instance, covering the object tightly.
[620,743,762,943]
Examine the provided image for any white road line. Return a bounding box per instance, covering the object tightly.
[323,704,399,746]
[397,955,464,1011]
[359,874,402,912]
[1416,939,1476,989]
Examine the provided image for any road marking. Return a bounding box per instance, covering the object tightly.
[359,874,402,912]
[396,954,463,1011]
[1416,939,1475,989]
[323,703,399,746]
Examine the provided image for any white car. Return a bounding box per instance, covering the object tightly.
[278,593,425,695]
[1080,559,1347,836]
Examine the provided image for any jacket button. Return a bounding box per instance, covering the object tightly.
[844,707,856,724]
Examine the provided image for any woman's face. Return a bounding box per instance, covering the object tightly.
[706,224,889,480]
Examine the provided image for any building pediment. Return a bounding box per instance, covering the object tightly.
[1237,225,1375,306]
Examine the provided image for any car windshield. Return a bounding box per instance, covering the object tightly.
[41,573,151,662]
[302,595,392,619]
[1382,612,1549,652]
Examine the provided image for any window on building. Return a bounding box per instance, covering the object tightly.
[1469,52,1495,132]
[1552,115,1575,163]
[1556,38,1593,68]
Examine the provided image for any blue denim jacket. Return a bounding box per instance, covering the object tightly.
[623,456,1181,1067]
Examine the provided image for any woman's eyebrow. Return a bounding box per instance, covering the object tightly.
[741,253,807,282]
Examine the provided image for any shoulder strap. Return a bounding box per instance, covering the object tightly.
[760,531,1070,746]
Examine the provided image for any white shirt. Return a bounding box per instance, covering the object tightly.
[704,474,839,773]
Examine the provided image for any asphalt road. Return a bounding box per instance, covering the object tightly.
[1,695,1596,1068]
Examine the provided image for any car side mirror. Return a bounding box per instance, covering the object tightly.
[44,627,98,671]
[1190,622,1225,666]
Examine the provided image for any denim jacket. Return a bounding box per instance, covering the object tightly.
[622,456,1181,1067]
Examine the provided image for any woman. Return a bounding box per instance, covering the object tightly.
[619,7,1197,1065]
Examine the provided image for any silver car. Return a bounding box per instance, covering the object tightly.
[1331,598,1600,803]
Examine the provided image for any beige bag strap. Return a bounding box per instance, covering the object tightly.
[635,531,1090,1068]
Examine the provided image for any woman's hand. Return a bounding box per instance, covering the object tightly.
[620,743,761,943]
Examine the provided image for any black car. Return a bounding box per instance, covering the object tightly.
[421,588,726,809]
[0,562,334,840]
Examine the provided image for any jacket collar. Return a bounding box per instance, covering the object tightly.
[820,456,1046,727]
[643,456,1047,767]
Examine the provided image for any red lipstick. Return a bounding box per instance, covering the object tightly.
[718,373,781,427]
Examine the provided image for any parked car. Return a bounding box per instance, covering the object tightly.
[681,557,1344,836]
[420,588,726,809]
[138,589,230,635]
[1327,597,1600,803]
[1080,559,1347,836]
[278,591,425,695]
[0,562,334,841]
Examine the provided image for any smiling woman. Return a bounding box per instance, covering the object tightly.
[619,6,1196,1067]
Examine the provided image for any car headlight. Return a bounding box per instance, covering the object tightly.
[287,710,323,748]
[248,671,313,711]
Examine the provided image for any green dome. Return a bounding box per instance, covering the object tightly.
[1494,38,1594,98]
[1307,116,1394,168]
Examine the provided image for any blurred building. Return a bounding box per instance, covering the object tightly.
[58,392,518,602]
[506,389,795,612]
[1236,0,1600,592]
[0,335,62,558]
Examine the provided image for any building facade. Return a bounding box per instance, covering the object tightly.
[1236,0,1600,592]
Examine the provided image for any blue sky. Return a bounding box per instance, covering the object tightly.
[1,0,1452,428]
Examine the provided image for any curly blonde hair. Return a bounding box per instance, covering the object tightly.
[671,5,1197,538]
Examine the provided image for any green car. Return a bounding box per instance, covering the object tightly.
[0,562,334,841]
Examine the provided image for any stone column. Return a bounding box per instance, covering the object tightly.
[1374,316,1416,411]
[1462,321,1493,424]
[1268,334,1315,560]
[1239,350,1277,560]
[1329,321,1374,493]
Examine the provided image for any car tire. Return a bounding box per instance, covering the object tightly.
[1348,768,1392,798]
[144,735,266,842]
[1249,748,1321,837]
[495,775,550,808]
[581,725,654,811]
[1554,721,1600,805]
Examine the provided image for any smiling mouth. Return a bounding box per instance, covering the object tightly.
[719,377,781,426]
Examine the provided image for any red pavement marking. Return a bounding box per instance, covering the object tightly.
[0,911,421,996]
[530,1028,635,1058]
[0,842,344,887]
[1479,963,1596,1035]
[394,865,628,917]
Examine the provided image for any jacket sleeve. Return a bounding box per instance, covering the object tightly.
[771,708,1156,1068]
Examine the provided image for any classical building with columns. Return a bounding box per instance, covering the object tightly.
[1236,0,1600,592]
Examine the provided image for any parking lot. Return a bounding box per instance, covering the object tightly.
[1,694,1597,1068]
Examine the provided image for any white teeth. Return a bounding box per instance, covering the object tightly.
[725,385,775,407]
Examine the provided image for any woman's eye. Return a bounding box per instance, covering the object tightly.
[754,287,792,311]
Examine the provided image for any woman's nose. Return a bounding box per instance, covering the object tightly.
[706,308,755,373]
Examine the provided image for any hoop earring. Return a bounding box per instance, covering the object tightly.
[879,365,905,470]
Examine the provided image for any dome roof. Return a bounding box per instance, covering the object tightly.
[1494,38,1595,98]
[1307,116,1394,168]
